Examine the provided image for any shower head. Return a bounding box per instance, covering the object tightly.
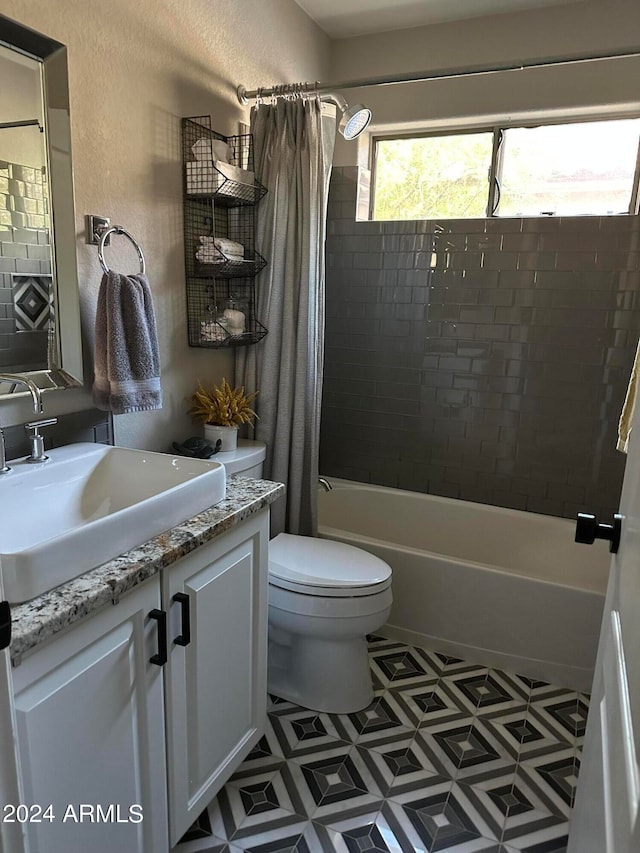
[327,93,372,140]
[324,94,372,141]
[338,103,372,140]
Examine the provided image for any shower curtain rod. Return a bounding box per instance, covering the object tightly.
[237,46,640,104]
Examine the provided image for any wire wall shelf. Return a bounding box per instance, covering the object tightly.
[182,116,268,349]
[189,281,267,349]
[194,250,267,280]
[182,117,267,206]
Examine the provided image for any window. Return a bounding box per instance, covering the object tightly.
[372,118,640,220]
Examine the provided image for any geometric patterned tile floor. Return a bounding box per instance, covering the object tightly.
[175,635,589,853]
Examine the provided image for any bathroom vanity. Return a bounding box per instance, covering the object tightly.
[6,475,284,853]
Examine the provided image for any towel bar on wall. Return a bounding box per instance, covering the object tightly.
[97,226,146,275]
[86,215,146,275]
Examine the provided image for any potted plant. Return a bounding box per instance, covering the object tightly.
[189,377,258,451]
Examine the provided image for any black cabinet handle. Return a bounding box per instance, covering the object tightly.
[0,601,11,651]
[149,609,167,666]
[575,512,623,554]
[173,593,191,647]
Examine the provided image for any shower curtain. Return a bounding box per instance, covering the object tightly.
[236,98,336,536]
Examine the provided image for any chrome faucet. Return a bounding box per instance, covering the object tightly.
[0,374,55,473]
[0,373,43,414]
[0,430,8,474]
[319,477,333,492]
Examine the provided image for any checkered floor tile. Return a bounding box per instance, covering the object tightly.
[174,637,586,852]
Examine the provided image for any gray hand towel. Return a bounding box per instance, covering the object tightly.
[92,271,162,414]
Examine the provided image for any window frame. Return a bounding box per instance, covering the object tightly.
[369,116,640,220]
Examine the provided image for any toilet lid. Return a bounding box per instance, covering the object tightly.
[268,533,392,597]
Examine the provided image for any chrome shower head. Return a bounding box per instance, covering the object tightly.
[323,94,372,141]
[338,103,372,140]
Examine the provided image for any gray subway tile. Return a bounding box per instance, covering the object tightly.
[483,251,517,270]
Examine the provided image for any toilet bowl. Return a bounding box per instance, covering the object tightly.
[268,533,392,712]
[215,440,393,713]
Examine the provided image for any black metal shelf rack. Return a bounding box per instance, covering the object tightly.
[182,116,268,348]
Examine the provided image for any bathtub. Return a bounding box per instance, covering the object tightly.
[318,480,610,692]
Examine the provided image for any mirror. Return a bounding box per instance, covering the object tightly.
[0,15,83,398]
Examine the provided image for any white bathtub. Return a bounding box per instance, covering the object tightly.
[318,479,610,692]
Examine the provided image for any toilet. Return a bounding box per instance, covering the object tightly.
[215,439,393,713]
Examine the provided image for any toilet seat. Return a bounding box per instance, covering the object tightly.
[268,533,392,598]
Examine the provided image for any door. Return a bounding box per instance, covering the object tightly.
[11,579,168,853]
[164,510,269,847]
[568,406,640,850]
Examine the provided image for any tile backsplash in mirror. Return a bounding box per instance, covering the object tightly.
[0,160,52,373]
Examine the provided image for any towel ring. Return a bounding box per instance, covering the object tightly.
[98,226,146,275]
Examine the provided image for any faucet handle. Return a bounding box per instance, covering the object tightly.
[24,418,57,463]
[24,418,58,432]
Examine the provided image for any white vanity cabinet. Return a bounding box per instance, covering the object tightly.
[164,510,269,845]
[10,508,270,852]
[11,578,168,853]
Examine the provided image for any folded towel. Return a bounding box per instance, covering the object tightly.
[213,237,245,256]
[617,337,640,452]
[92,271,162,415]
[196,249,244,263]
[196,248,225,263]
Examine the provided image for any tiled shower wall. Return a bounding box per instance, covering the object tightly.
[320,166,640,520]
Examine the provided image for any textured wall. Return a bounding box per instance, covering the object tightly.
[0,0,330,449]
[320,167,637,519]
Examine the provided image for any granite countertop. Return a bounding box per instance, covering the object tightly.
[10,476,284,664]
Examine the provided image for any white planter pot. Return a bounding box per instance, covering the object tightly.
[204,423,238,452]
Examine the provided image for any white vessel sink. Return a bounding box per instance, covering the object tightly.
[0,442,226,604]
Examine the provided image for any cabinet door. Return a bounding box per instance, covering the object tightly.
[11,580,168,853]
[165,510,268,845]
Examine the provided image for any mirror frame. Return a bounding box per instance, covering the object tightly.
[0,14,83,393]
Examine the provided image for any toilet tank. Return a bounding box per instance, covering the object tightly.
[215,439,265,478]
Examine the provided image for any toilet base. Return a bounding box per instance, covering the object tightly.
[268,632,375,714]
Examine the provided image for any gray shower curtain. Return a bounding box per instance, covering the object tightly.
[236,98,335,536]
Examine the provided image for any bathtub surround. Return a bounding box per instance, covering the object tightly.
[237,100,335,536]
[318,481,609,693]
[320,166,637,521]
[179,635,582,852]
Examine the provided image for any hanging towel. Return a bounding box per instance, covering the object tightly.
[92,271,162,414]
[617,337,640,453]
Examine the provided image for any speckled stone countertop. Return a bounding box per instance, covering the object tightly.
[9,476,284,665]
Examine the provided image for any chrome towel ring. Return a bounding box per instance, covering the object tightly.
[98,226,146,275]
